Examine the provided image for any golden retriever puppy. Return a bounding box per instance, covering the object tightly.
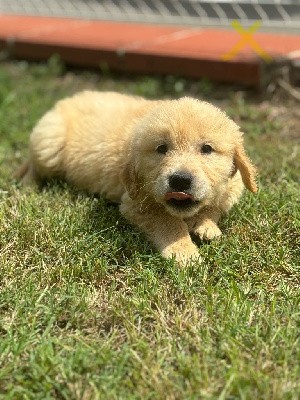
[21,91,257,265]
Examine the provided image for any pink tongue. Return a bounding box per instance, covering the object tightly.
[165,192,193,201]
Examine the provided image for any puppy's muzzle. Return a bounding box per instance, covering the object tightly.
[165,171,199,211]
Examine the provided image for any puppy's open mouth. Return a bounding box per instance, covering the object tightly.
[165,192,199,209]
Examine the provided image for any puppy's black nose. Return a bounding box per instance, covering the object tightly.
[169,171,192,192]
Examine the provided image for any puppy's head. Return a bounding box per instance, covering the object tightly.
[123,97,257,218]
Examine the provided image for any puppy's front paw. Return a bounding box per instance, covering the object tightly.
[162,242,201,266]
[194,220,222,240]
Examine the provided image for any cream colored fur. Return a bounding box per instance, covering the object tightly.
[22,91,257,265]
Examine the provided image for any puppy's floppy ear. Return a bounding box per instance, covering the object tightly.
[121,161,140,199]
[234,143,258,193]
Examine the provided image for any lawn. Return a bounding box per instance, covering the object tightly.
[0,58,299,399]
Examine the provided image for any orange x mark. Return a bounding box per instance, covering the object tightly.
[222,20,272,62]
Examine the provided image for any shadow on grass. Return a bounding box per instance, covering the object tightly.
[36,179,159,268]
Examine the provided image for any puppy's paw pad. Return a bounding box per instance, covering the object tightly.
[194,221,222,240]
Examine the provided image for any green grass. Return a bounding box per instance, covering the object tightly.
[0,58,299,399]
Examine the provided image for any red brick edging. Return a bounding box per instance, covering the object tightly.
[0,15,299,87]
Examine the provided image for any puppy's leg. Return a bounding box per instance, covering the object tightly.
[120,195,200,265]
[186,207,222,241]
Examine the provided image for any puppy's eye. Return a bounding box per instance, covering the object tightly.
[201,144,214,154]
[156,144,168,154]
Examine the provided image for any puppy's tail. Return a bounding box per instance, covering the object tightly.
[13,160,30,180]
[13,160,38,186]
